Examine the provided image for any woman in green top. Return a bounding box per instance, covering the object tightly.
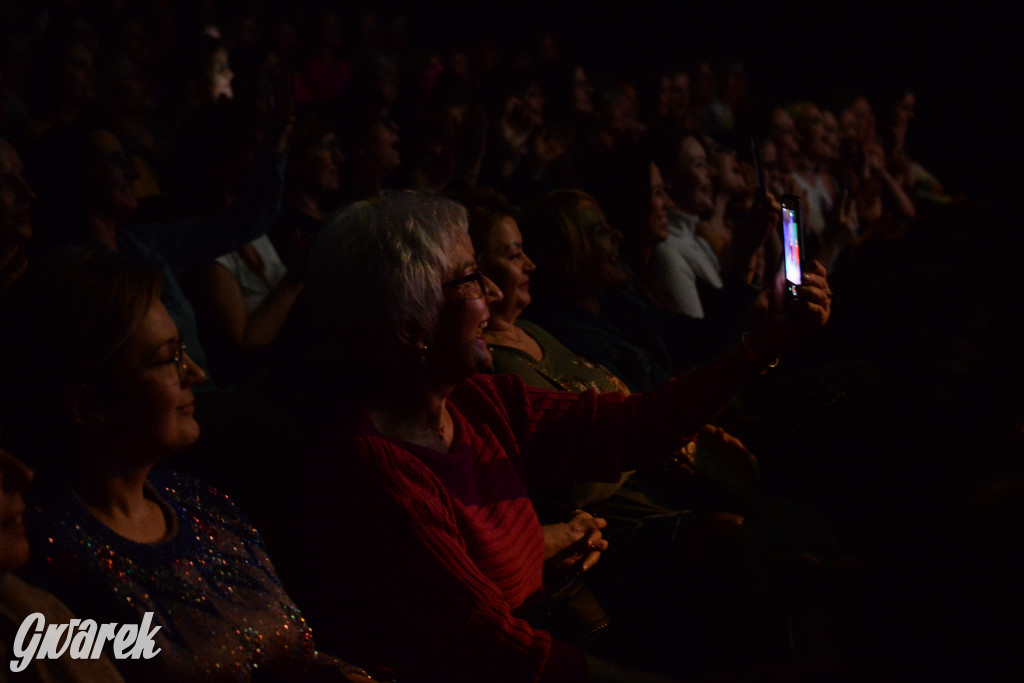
[467,203,629,396]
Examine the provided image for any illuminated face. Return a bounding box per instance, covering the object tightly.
[479,216,536,321]
[431,233,500,380]
[105,300,205,459]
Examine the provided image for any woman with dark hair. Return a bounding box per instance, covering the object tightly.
[649,128,720,318]
[469,200,628,396]
[521,188,678,393]
[586,145,675,311]
[272,190,831,682]
[0,249,371,681]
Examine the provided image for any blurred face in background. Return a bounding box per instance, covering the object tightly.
[209,47,234,100]
[769,108,799,172]
[62,43,97,106]
[793,103,828,164]
[302,132,343,196]
[821,110,841,161]
[369,116,401,176]
[572,66,594,115]
[572,198,626,291]
[89,130,139,220]
[672,136,714,215]
[894,92,916,136]
[710,148,750,199]
[659,71,690,122]
[649,163,670,243]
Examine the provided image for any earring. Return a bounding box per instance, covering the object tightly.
[419,343,429,365]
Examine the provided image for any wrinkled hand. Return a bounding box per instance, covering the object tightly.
[754,259,831,358]
[779,259,832,348]
[542,510,608,575]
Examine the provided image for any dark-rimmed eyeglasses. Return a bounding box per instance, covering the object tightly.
[441,270,486,300]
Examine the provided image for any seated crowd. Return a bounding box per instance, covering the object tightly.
[0,2,1014,682]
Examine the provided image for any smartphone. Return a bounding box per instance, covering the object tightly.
[780,194,803,298]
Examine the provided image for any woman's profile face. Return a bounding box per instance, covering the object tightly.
[62,43,97,105]
[0,448,32,573]
[711,148,749,198]
[431,233,500,379]
[573,198,626,291]
[105,299,204,458]
[479,216,535,319]
[674,136,714,215]
[89,130,138,219]
[369,117,401,175]
[649,163,670,243]
[303,132,343,194]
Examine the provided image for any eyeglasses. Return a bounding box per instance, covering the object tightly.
[171,340,189,384]
[441,270,486,300]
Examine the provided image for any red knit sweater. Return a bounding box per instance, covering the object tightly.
[300,373,694,682]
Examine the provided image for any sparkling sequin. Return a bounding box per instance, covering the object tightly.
[26,471,316,681]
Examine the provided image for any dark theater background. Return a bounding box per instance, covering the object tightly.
[1,0,1022,681]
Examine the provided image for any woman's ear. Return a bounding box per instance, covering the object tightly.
[396,321,429,352]
[60,383,108,429]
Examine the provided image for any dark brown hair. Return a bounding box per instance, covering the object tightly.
[0,248,162,459]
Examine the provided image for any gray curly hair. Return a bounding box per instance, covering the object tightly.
[306,190,468,347]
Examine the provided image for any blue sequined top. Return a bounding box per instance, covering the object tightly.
[24,470,316,681]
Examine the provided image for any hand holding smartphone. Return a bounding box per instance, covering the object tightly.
[780,194,804,299]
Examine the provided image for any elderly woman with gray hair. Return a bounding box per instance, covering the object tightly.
[274,190,831,682]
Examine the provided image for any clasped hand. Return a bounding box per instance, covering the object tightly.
[542,509,609,576]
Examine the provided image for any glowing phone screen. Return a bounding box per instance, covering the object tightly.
[782,207,802,287]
